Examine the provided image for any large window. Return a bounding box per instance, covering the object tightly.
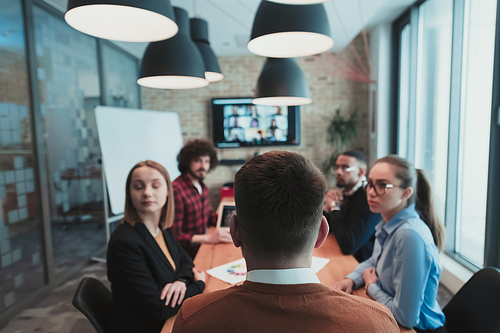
[455,0,497,265]
[414,0,453,225]
[393,0,498,267]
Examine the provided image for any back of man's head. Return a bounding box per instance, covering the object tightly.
[234,151,326,258]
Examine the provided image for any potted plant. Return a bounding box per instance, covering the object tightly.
[322,108,358,176]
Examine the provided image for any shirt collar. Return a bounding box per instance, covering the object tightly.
[343,176,365,196]
[180,173,205,190]
[375,204,419,236]
[246,268,320,285]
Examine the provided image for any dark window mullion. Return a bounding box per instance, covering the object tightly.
[484,0,500,269]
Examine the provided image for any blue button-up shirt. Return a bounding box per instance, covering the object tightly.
[347,204,446,330]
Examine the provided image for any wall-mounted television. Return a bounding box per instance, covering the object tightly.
[211,98,301,148]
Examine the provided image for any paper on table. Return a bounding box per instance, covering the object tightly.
[206,256,331,285]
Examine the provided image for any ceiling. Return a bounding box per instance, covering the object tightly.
[43,0,416,59]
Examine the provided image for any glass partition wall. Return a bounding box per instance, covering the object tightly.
[0,0,140,322]
[0,0,45,314]
[32,5,106,275]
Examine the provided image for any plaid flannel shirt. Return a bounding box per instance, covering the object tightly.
[171,173,217,258]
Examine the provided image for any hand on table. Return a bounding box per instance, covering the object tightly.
[323,189,343,212]
[362,267,378,290]
[191,228,232,244]
[193,267,206,283]
[206,228,232,243]
[161,281,187,308]
[333,278,354,294]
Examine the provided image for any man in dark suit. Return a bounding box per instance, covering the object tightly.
[323,151,380,262]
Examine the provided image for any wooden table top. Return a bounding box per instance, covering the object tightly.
[162,233,415,333]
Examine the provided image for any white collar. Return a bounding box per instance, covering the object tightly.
[246,268,320,285]
[343,176,365,196]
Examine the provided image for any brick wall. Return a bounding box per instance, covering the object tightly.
[0,49,29,104]
[141,35,370,209]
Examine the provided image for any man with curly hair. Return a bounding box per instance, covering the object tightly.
[172,139,231,258]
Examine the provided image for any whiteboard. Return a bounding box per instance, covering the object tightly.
[95,106,183,215]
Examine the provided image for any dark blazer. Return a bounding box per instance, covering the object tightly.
[323,187,381,262]
[107,222,205,333]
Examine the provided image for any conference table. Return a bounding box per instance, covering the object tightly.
[162,231,415,333]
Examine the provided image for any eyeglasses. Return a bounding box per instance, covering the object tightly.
[332,165,357,173]
[362,179,404,196]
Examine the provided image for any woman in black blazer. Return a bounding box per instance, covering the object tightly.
[107,160,205,333]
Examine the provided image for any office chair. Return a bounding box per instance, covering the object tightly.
[72,277,112,333]
[443,267,500,333]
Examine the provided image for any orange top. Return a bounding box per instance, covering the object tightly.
[154,232,176,271]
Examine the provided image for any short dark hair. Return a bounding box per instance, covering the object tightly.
[234,151,326,258]
[341,150,367,168]
[177,139,218,174]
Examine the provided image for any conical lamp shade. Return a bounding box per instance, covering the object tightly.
[191,18,224,82]
[267,0,331,3]
[253,58,312,106]
[138,7,208,90]
[65,0,178,42]
[248,1,333,58]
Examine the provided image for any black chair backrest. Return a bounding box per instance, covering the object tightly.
[443,267,500,333]
[72,277,112,333]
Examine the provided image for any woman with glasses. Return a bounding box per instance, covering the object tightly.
[334,156,447,333]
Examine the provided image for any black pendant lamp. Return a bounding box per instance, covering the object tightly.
[253,58,312,106]
[267,0,330,3]
[248,1,333,58]
[65,0,177,42]
[191,18,224,83]
[138,7,208,90]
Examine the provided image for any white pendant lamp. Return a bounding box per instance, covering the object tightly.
[138,7,208,90]
[248,1,333,58]
[190,18,224,83]
[267,0,331,3]
[65,0,178,42]
[253,58,312,106]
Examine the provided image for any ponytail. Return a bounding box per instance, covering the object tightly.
[415,169,445,252]
[372,156,446,252]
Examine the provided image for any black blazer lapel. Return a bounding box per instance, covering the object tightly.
[134,223,175,272]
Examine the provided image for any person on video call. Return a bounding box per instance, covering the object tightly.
[334,156,447,332]
[172,151,400,333]
[228,105,243,128]
[107,160,205,333]
[267,118,284,142]
[323,151,380,262]
[171,139,231,259]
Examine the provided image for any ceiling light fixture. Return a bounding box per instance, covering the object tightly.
[267,0,330,3]
[190,18,224,83]
[138,7,208,90]
[253,58,312,106]
[65,0,178,42]
[248,1,333,58]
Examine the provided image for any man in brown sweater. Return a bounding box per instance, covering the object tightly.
[173,151,400,333]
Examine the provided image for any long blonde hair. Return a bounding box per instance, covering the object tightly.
[123,160,175,229]
[374,156,446,252]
